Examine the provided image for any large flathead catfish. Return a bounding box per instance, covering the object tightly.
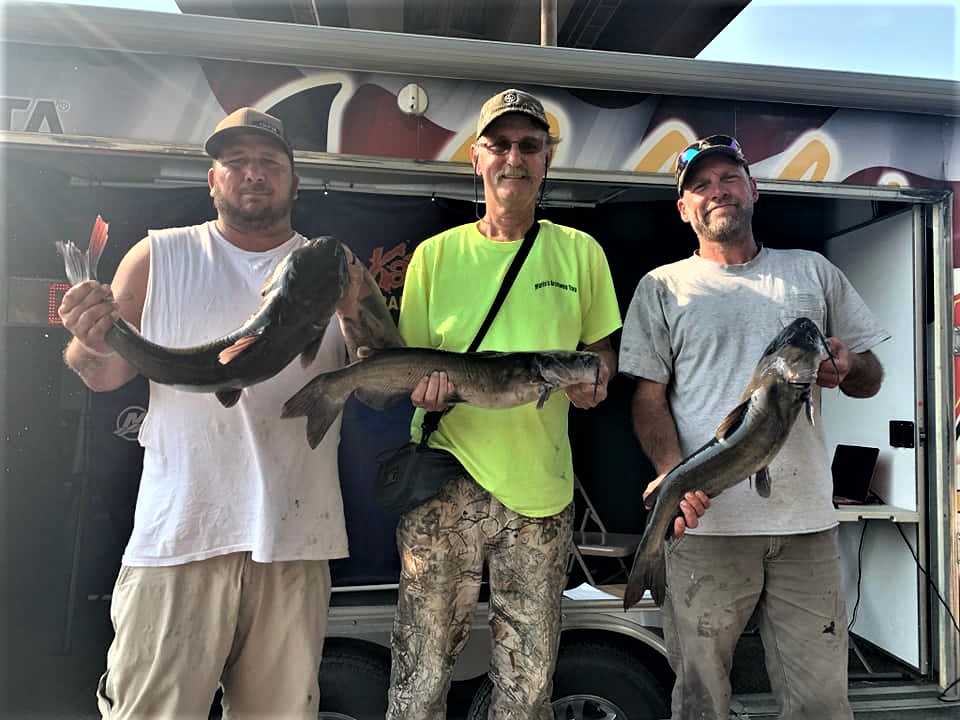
[283,347,601,448]
[622,317,833,610]
[57,215,348,407]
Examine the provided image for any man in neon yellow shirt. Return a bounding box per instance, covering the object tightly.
[386,88,707,719]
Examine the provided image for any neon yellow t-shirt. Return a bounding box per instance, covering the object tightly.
[398,219,622,516]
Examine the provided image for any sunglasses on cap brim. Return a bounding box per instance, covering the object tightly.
[676,134,743,175]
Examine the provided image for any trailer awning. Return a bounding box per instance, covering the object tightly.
[174,0,751,58]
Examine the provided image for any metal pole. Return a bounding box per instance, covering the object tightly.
[929,198,959,697]
[541,0,557,47]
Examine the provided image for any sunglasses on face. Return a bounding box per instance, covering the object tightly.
[676,134,743,174]
[476,137,547,155]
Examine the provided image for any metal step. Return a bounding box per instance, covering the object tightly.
[732,682,958,718]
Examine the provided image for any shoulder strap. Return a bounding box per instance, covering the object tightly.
[466,220,539,352]
[419,220,540,446]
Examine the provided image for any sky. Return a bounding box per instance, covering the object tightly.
[3,0,958,81]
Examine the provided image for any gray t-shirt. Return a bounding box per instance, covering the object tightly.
[619,246,889,535]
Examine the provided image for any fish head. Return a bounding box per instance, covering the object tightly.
[757,317,830,387]
[764,317,825,355]
[282,235,349,310]
[535,351,602,389]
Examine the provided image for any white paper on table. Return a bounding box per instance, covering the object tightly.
[562,582,651,601]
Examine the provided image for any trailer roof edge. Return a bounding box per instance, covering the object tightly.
[2,2,958,117]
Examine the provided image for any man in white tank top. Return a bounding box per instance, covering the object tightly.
[58,107,393,719]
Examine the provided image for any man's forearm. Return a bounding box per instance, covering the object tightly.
[840,350,884,398]
[631,388,684,476]
[63,338,135,392]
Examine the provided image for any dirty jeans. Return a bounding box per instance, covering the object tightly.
[661,529,853,720]
[386,474,574,720]
[96,553,331,720]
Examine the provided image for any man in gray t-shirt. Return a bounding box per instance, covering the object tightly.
[619,134,887,720]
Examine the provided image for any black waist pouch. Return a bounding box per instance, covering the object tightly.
[374,442,465,515]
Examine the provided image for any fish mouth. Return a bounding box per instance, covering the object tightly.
[785,318,837,378]
[788,371,818,387]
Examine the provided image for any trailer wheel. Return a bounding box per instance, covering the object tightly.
[466,640,669,720]
[317,643,390,720]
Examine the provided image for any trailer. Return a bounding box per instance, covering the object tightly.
[1,3,958,718]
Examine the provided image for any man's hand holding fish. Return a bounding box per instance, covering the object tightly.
[59,220,146,393]
[816,335,884,395]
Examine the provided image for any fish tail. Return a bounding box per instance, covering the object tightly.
[623,550,667,610]
[282,375,345,449]
[88,215,108,273]
[55,214,109,285]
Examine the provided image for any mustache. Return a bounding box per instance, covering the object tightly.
[496,167,530,181]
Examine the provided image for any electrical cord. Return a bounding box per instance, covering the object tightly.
[845,520,868,632]
[864,493,960,702]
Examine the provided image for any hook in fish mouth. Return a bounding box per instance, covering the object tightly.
[809,322,840,379]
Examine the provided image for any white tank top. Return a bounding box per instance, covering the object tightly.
[123,221,349,566]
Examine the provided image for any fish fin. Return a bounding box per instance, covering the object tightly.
[57,215,110,285]
[56,240,86,285]
[623,549,667,610]
[754,467,772,497]
[355,388,408,411]
[536,384,555,410]
[88,215,108,275]
[805,393,815,426]
[299,337,323,368]
[715,400,750,440]
[643,484,661,510]
[216,389,242,408]
[218,333,263,364]
[357,346,377,360]
[282,376,343,449]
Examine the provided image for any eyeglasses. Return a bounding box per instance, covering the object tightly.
[476,137,547,155]
[676,134,743,175]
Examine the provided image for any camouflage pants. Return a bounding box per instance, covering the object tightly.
[386,473,574,720]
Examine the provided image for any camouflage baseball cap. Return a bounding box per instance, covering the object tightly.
[475,88,549,138]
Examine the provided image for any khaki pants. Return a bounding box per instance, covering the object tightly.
[662,529,853,720]
[96,553,331,720]
[387,474,574,720]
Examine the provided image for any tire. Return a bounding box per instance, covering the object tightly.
[466,640,669,720]
[317,643,391,720]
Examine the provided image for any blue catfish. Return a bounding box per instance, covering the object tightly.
[623,317,834,609]
[57,215,349,407]
[283,347,601,448]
